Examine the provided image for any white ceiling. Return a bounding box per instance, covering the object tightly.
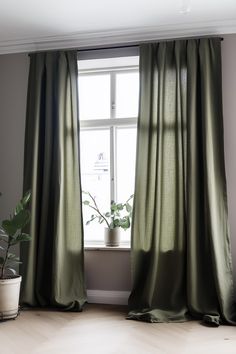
[0,0,236,54]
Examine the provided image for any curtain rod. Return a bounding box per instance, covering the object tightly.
[77,36,224,53]
[28,36,224,55]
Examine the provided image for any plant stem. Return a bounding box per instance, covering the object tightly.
[87,192,110,229]
[0,242,10,279]
[126,195,134,204]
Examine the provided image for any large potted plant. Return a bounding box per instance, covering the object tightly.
[0,191,31,320]
[83,192,133,246]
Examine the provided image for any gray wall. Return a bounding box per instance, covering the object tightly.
[0,53,29,266]
[0,54,29,219]
[0,35,236,295]
[85,250,131,291]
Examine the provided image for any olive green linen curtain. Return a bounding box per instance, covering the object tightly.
[20,51,86,310]
[128,38,236,325]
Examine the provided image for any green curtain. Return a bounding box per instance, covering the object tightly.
[128,38,236,325]
[20,51,86,310]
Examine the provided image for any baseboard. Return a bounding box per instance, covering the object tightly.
[87,290,130,305]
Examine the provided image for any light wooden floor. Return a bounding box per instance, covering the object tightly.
[0,304,235,354]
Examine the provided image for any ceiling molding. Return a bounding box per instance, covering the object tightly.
[0,19,236,55]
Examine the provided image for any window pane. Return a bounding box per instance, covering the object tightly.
[80,130,110,242]
[116,127,137,243]
[78,74,110,120]
[115,72,139,118]
[116,127,137,202]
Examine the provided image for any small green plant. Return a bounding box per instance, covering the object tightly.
[0,191,31,279]
[83,192,134,230]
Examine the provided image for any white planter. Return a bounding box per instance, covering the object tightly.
[0,276,21,320]
[104,227,120,247]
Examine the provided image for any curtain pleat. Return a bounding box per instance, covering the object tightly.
[128,38,236,325]
[20,51,86,310]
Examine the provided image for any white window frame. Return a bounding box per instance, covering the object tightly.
[78,48,139,245]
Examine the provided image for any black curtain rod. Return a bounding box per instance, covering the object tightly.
[77,44,139,52]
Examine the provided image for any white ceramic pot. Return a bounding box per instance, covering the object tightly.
[104,227,120,247]
[0,276,21,320]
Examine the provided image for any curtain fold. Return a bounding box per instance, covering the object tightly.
[20,51,86,310]
[128,38,236,325]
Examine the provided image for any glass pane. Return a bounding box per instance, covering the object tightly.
[78,74,110,120]
[78,56,139,71]
[116,127,137,201]
[116,127,137,243]
[80,130,110,243]
[116,72,139,118]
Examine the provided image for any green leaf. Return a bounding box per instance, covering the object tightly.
[104,212,111,217]
[113,219,120,227]
[85,215,98,226]
[7,253,18,260]
[11,209,30,229]
[127,194,134,202]
[111,204,118,212]
[15,191,31,215]
[15,201,24,215]
[15,233,31,242]
[2,210,30,237]
[119,216,130,230]
[117,204,123,211]
[6,260,22,266]
[83,200,90,205]
[1,220,18,237]
[126,203,132,213]
[21,190,31,206]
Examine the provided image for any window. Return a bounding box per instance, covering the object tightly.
[78,49,139,245]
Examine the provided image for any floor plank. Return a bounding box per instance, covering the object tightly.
[0,304,235,354]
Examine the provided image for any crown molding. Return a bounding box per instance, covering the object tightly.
[0,19,236,55]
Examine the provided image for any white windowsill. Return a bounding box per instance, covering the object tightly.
[84,243,131,251]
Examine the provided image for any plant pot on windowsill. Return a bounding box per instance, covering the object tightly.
[104,227,121,247]
[82,191,133,248]
[0,191,31,321]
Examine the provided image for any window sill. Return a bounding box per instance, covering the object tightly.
[84,243,131,251]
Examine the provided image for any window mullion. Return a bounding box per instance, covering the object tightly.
[110,126,115,202]
[110,72,116,202]
[110,72,116,119]
[113,126,117,202]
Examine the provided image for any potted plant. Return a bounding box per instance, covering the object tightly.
[83,192,133,246]
[0,191,31,320]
